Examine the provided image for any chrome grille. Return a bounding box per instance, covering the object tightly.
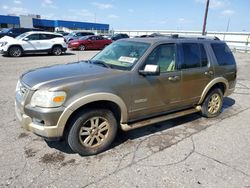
[16,81,29,102]
[20,85,28,96]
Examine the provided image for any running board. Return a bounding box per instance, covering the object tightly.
[121,106,201,131]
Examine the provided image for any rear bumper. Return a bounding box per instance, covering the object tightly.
[225,87,235,97]
[62,47,67,52]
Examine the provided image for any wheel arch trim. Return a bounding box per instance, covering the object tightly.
[7,44,24,52]
[198,77,229,104]
[56,92,128,136]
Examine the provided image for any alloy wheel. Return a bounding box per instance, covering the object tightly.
[208,93,222,114]
[78,117,110,148]
[53,47,62,55]
[10,47,22,57]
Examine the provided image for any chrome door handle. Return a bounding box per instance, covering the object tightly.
[168,76,180,81]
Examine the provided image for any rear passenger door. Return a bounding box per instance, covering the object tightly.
[180,43,214,106]
[39,34,54,50]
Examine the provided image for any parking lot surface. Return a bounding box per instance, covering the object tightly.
[0,51,250,188]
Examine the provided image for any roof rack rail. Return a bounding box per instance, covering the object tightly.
[168,34,220,41]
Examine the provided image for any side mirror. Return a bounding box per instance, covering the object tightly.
[139,64,160,76]
[23,38,29,41]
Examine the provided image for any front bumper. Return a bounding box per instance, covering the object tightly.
[0,47,8,55]
[15,95,65,139]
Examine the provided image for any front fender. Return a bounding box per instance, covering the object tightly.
[55,92,128,136]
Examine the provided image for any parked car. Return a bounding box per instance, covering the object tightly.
[15,35,237,155]
[0,28,44,39]
[56,31,69,36]
[110,33,129,41]
[135,33,166,38]
[64,31,95,43]
[0,31,67,57]
[68,35,112,51]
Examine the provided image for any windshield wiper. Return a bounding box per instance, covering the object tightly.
[89,60,111,69]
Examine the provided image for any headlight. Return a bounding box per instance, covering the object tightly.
[30,90,66,108]
[0,42,8,47]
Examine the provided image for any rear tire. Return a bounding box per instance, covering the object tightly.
[201,88,223,118]
[52,46,63,56]
[67,109,118,156]
[8,46,22,57]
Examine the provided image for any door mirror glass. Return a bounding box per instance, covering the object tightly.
[139,64,160,76]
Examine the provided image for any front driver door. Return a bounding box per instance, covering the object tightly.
[130,43,182,121]
[21,34,41,51]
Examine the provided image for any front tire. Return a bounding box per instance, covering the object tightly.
[8,46,22,57]
[201,88,223,118]
[79,45,85,51]
[52,46,63,56]
[67,109,118,156]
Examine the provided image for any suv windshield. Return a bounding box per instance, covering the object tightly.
[91,41,150,70]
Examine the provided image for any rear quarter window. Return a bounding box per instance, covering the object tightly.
[211,43,236,66]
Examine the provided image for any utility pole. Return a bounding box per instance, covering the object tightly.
[202,0,210,35]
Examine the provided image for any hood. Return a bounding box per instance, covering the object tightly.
[0,36,16,42]
[21,61,115,89]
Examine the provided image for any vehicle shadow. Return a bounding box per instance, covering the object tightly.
[46,97,235,155]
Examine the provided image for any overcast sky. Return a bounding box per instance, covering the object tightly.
[0,0,249,32]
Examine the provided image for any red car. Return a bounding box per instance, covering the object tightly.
[68,35,112,51]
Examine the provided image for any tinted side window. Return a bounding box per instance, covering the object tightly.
[200,44,208,67]
[89,36,96,40]
[40,34,49,40]
[180,43,208,69]
[96,36,103,40]
[211,43,236,65]
[181,43,201,69]
[27,34,40,40]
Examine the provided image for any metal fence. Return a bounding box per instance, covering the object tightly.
[115,30,250,52]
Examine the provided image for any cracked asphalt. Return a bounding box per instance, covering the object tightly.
[0,51,250,188]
